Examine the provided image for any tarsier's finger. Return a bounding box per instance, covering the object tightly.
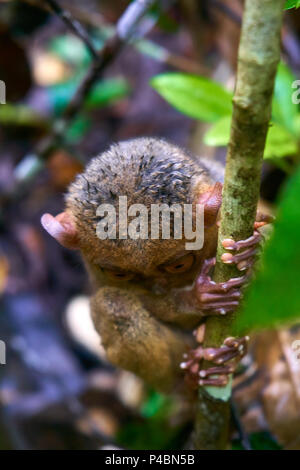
[198,375,229,387]
[197,275,247,294]
[221,247,258,265]
[199,290,241,304]
[222,231,261,251]
[237,259,255,271]
[180,358,200,372]
[202,300,239,314]
[199,257,216,278]
[213,306,239,315]
[193,323,206,344]
[223,335,249,353]
[201,342,246,364]
[199,364,234,379]
[254,221,267,229]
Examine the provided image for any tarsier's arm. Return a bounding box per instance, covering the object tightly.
[90,286,193,393]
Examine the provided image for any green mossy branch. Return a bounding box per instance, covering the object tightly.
[193,0,286,450]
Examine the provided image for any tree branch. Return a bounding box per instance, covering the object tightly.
[193,0,286,450]
[43,0,98,58]
[62,0,156,124]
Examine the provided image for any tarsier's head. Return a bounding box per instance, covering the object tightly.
[42,138,222,289]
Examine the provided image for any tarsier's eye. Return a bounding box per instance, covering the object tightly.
[163,254,195,274]
[103,269,135,281]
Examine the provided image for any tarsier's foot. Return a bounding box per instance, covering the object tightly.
[180,335,249,389]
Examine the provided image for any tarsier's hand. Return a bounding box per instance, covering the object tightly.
[193,257,247,316]
[181,333,249,388]
[182,214,273,388]
[195,213,273,316]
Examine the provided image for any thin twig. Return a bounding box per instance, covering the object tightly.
[43,0,98,58]
[65,0,156,121]
[11,0,157,193]
[21,0,204,75]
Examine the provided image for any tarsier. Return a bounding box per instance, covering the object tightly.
[41,138,266,394]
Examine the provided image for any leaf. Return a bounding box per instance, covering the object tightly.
[150,73,233,122]
[49,35,93,67]
[264,123,298,159]
[116,390,185,450]
[203,115,231,146]
[48,77,130,114]
[65,115,91,143]
[0,103,48,128]
[284,0,300,9]
[85,78,130,109]
[204,118,298,159]
[141,390,170,418]
[293,114,300,139]
[272,62,299,134]
[235,165,300,333]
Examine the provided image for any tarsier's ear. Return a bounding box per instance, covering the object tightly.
[41,212,79,249]
[197,182,223,228]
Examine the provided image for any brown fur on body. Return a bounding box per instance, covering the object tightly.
[62,138,222,393]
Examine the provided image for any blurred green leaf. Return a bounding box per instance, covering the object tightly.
[147,2,179,32]
[0,103,48,128]
[156,13,178,32]
[117,390,187,450]
[204,117,298,159]
[65,115,91,143]
[272,62,299,135]
[116,418,185,450]
[49,35,93,67]
[48,77,130,114]
[293,114,300,138]
[151,73,233,122]
[264,123,298,159]
[235,164,300,333]
[284,0,300,9]
[141,390,170,418]
[203,115,231,146]
[85,78,130,109]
